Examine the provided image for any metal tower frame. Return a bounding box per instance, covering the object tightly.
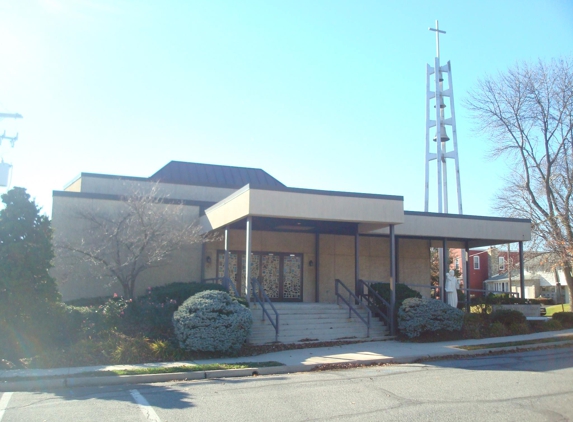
[424,21,462,214]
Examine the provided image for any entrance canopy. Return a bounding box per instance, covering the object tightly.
[200,184,405,234]
[372,211,531,248]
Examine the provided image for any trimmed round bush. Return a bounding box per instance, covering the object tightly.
[173,290,252,353]
[490,309,526,327]
[552,312,573,328]
[398,298,464,339]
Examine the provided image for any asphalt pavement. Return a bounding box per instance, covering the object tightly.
[1,329,572,392]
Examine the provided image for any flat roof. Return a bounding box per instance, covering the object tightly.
[372,211,531,247]
[202,184,405,232]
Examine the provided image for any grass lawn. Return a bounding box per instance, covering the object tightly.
[545,304,571,316]
[109,361,284,376]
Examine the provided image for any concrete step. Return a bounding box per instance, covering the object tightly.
[247,302,389,345]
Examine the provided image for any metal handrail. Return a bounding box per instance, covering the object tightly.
[335,279,370,337]
[357,279,390,326]
[202,276,240,297]
[476,288,519,297]
[250,277,279,342]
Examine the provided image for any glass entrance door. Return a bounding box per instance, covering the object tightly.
[217,251,303,302]
[261,254,281,299]
[217,251,239,292]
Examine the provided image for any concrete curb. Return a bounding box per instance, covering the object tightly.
[0,364,320,392]
[1,340,572,392]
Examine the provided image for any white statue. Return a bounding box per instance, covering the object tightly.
[445,270,459,308]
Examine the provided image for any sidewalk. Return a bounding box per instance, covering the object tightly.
[2,329,573,391]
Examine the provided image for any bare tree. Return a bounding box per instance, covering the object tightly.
[466,57,573,295]
[59,183,216,300]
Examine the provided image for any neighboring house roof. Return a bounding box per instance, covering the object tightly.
[149,161,286,189]
[485,270,539,283]
[485,269,566,286]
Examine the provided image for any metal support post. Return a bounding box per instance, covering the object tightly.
[390,225,397,336]
[224,225,229,279]
[442,238,448,303]
[315,233,320,303]
[245,217,252,299]
[519,241,525,299]
[464,242,470,312]
[355,231,360,301]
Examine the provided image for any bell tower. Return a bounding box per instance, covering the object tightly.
[424,21,465,304]
[424,20,462,214]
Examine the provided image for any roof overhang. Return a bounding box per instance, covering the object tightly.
[369,211,531,248]
[200,184,404,234]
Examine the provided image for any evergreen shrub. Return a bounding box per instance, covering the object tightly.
[462,312,489,339]
[173,290,252,353]
[142,282,226,305]
[371,283,422,318]
[508,322,529,335]
[490,309,526,327]
[0,188,62,360]
[398,297,464,339]
[552,312,573,328]
[62,283,237,340]
[489,321,509,337]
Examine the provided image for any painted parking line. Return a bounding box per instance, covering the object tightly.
[130,389,161,422]
[0,392,13,422]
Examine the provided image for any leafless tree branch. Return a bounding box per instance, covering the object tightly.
[57,182,219,300]
[465,57,573,294]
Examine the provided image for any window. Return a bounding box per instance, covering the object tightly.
[455,258,460,270]
[499,256,505,271]
[490,281,508,293]
[473,256,480,270]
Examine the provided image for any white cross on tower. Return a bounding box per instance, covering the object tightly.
[428,20,446,59]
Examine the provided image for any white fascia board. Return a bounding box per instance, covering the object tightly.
[204,185,404,230]
[204,185,251,230]
[370,213,531,243]
[248,189,404,224]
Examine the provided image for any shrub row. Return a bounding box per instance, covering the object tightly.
[398,299,571,341]
[12,282,251,368]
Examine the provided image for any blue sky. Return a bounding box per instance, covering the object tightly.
[0,0,571,217]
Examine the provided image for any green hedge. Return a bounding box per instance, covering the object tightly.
[141,282,226,305]
[490,309,526,327]
[370,283,422,316]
